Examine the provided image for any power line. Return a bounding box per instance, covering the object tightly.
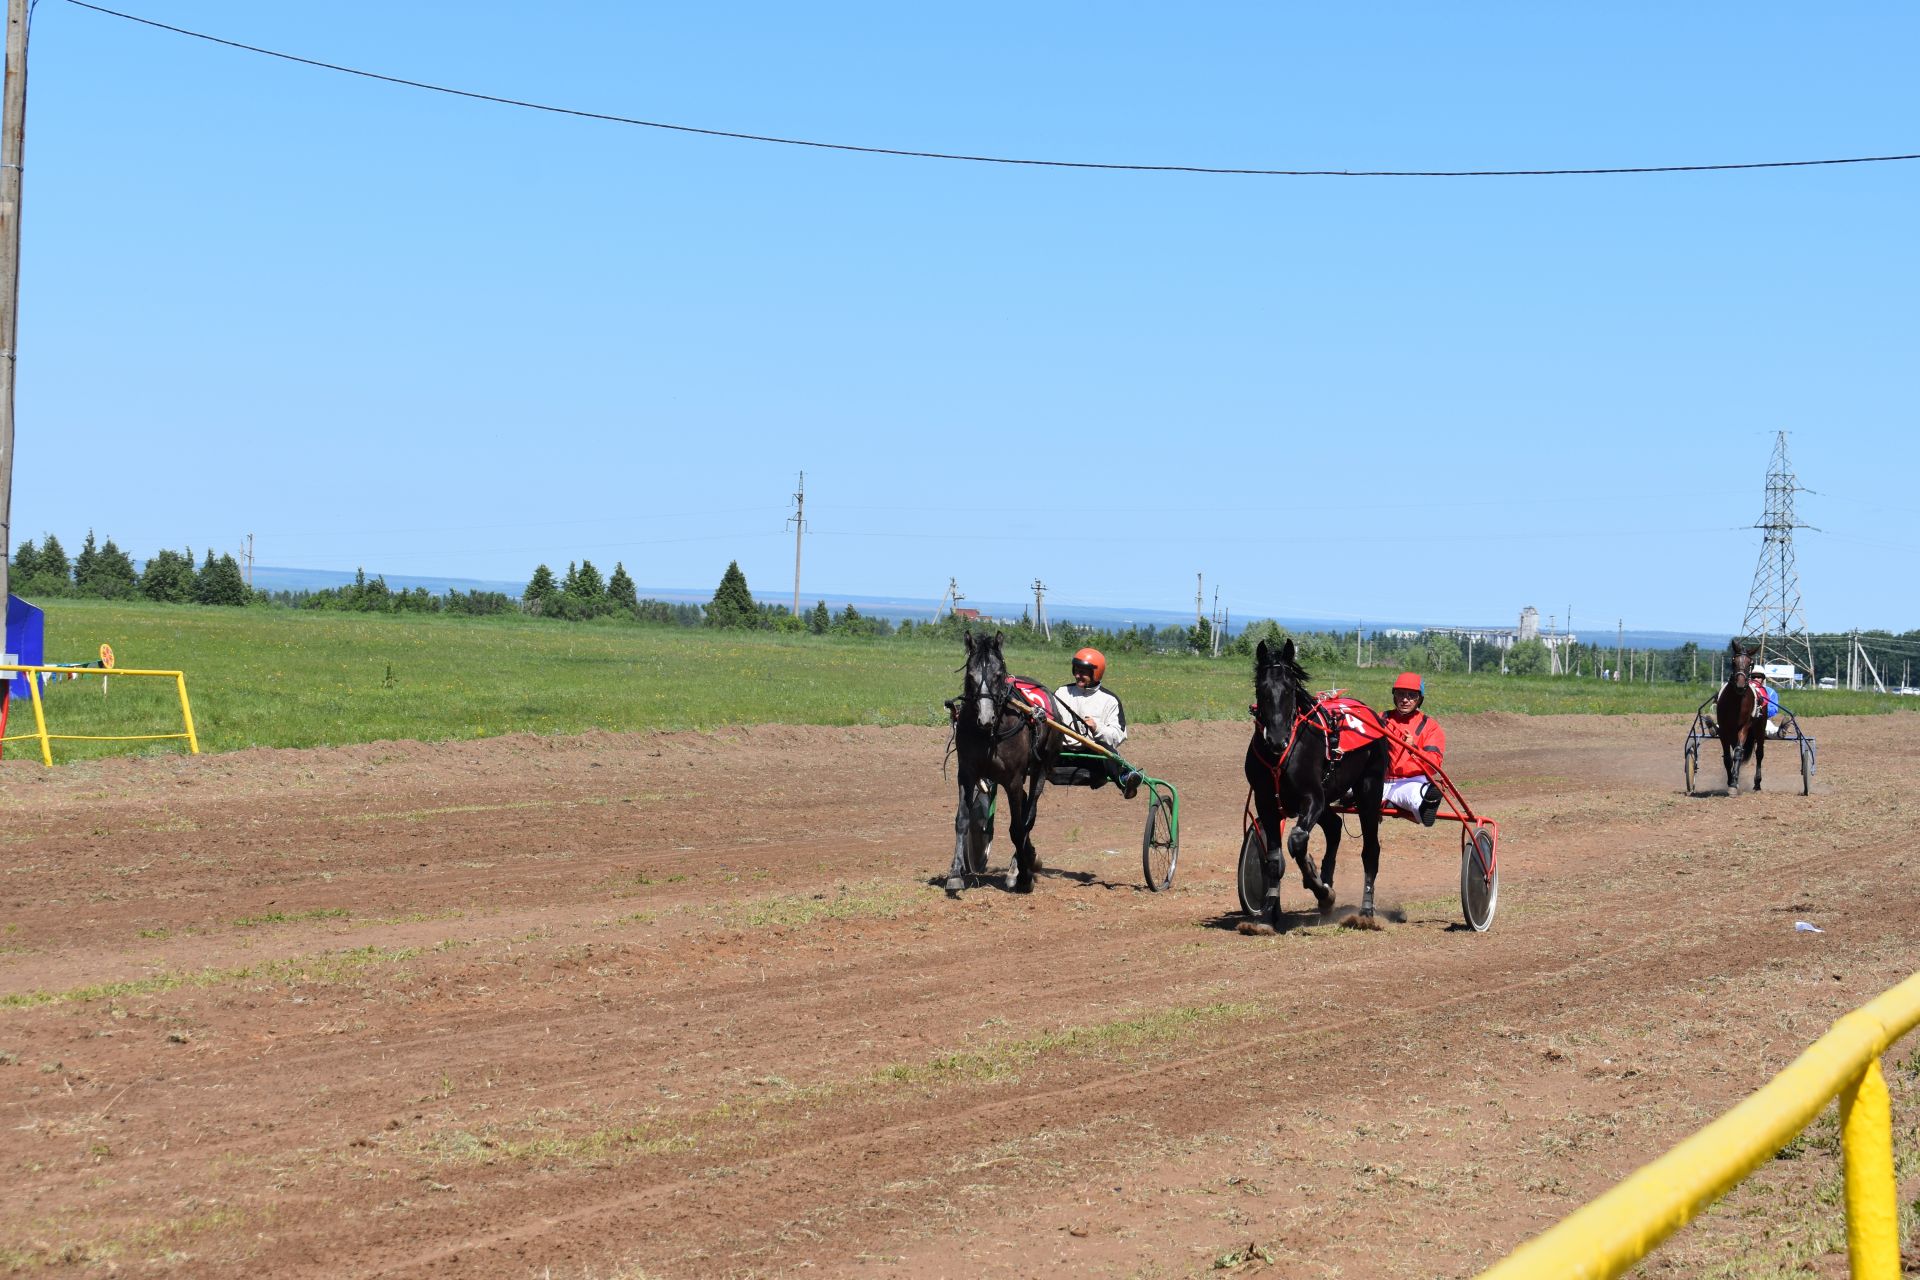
[61,1,1920,180]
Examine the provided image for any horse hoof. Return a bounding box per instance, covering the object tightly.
[1013,876,1035,895]
[945,877,965,897]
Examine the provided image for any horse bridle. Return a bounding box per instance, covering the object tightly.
[1251,677,1333,785]
[959,663,1039,745]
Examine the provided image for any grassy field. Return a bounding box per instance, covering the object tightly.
[4,600,1910,760]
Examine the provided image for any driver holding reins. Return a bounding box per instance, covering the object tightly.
[1383,672,1446,826]
[1054,647,1144,799]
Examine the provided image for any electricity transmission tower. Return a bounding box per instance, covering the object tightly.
[1738,431,1817,681]
[1031,579,1049,641]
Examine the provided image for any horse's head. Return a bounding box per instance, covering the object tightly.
[1728,640,1757,689]
[961,630,1009,730]
[1253,638,1305,751]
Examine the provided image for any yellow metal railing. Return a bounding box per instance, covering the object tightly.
[1480,970,1920,1278]
[0,665,200,766]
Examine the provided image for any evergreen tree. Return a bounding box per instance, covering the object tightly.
[85,537,139,598]
[607,562,637,609]
[10,538,38,582]
[561,561,580,595]
[809,600,831,634]
[705,560,758,628]
[36,533,71,586]
[573,559,605,601]
[74,530,99,589]
[194,550,249,606]
[139,548,196,603]
[523,564,557,613]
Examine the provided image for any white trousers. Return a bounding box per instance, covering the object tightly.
[1384,776,1432,817]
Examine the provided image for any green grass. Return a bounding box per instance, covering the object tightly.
[8,599,1910,760]
[0,944,416,1009]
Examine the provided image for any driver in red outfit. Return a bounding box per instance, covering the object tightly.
[1383,672,1446,826]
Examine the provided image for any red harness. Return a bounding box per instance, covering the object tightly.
[1004,677,1055,722]
[1252,692,1386,788]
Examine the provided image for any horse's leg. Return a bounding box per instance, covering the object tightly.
[1723,739,1741,793]
[1006,775,1041,894]
[1251,784,1287,918]
[1753,735,1765,792]
[1287,794,1337,915]
[1351,809,1382,921]
[1315,810,1343,903]
[947,767,976,896]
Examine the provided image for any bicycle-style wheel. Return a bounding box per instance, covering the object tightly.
[1460,826,1498,933]
[1237,825,1273,917]
[1141,790,1178,892]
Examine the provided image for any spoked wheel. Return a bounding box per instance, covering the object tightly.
[1141,789,1178,892]
[1683,745,1698,796]
[1799,739,1812,796]
[1460,825,1498,933]
[1237,825,1274,917]
[965,782,996,877]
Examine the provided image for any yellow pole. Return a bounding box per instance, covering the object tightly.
[1841,1058,1898,1279]
[25,669,49,766]
[174,673,200,755]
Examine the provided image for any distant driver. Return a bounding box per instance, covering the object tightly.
[1054,648,1143,799]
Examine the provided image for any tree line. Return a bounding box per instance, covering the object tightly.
[15,534,1917,682]
[11,532,251,606]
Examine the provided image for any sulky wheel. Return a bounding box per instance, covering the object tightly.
[1460,826,1498,933]
[1237,825,1273,917]
[1141,790,1178,892]
[1683,744,1698,796]
[965,782,996,877]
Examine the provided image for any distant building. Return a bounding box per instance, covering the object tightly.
[1424,605,1576,655]
[950,607,982,622]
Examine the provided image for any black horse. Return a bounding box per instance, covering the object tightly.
[1716,640,1766,793]
[946,631,1063,896]
[1244,638,1391,928]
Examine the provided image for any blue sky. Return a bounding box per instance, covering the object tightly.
[11,3,1917,634]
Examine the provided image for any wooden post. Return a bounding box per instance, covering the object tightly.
[0,0,31,607]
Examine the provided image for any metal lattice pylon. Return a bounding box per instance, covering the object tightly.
[1738,430,1817,680]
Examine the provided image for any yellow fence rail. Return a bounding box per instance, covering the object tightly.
[0,665,200,766]
[1479,969,1920,1279]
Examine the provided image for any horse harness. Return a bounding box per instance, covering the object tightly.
[949,675,1050,746]
[1250,695,1362,791]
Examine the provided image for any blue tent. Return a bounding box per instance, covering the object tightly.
[4,594,45,700]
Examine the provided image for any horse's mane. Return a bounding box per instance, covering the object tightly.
[1260,652,1312,701]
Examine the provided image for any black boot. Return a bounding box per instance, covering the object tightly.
[1417,783,1442,828]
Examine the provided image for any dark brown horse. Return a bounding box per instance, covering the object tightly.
[946,631,1063,896]
[1716,641,1766,793]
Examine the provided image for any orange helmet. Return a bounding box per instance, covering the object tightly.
[1071,648,1107,684]
[1391,672,1424,697]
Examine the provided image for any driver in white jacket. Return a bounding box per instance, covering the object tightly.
[1053,647,1143,798]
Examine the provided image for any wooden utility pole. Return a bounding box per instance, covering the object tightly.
[241,532,255,590]
[0,0,31,608]
[786,472,805,616]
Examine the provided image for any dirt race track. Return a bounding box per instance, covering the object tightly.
[4,713,1919,1278]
